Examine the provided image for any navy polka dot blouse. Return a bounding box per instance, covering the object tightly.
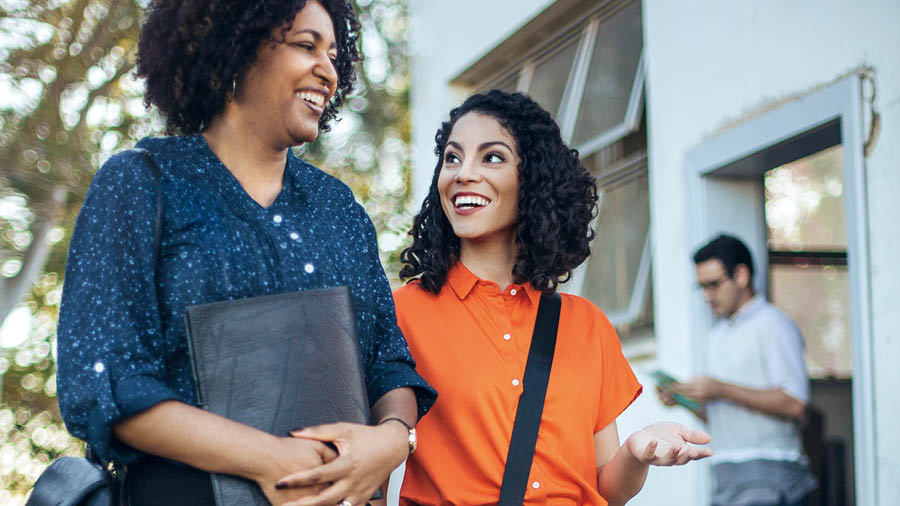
[56,135,436,463]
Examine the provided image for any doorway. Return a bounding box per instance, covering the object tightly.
[684,76,875,506]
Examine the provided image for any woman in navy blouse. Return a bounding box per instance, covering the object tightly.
[55,1,434,505]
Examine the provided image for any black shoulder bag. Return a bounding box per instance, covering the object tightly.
[27,149,162,506]
[497,292,562,506]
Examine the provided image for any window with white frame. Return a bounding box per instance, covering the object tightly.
[765,143,852,379]
[475,0,650,339]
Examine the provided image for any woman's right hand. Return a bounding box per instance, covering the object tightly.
[254,437,339,505]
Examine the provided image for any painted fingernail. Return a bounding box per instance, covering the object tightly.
[275,482,287,490]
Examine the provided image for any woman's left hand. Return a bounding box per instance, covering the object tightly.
[275,421,409,506]
[625,421,713,466]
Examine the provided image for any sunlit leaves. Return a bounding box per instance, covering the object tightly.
[1,3,144,500]
[0,269,70,503]
[0,405,84,504]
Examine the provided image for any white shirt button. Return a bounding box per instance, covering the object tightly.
[273,214,283,223]
[510,288,517,296]
[512,379,520,386]
[289,232,299,240]
[304,263,315,273]
[93,361,105,373]
[532,481,540,489]
[503,333,511,341]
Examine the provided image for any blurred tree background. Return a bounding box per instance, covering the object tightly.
[0,0,414,502]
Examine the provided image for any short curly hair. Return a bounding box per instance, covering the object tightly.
[136,0,360,135]
[399,90,598,295]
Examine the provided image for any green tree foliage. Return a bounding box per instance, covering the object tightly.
[0,0,413,502]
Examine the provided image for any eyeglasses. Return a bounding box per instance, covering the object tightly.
[695,274,732,292]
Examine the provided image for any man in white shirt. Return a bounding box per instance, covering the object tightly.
[659,234,817,506]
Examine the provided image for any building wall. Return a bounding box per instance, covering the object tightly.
[642,1,900,504]
[405,0,899,505]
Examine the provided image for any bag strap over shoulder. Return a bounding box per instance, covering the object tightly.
[133,148,164,264]
[498,292,561,506]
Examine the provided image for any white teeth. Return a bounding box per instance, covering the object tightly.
[298,91,324,107]
[454,195,490,207]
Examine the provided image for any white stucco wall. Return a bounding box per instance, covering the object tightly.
[642,1,900,505]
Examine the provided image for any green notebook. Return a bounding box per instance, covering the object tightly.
[650,369,704,415]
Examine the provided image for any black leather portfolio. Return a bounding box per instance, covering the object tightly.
[184,286,370,506]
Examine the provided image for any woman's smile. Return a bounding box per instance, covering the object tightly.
[451,192,492,215]
[297,87,328,112]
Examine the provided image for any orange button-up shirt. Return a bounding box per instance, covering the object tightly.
[394,263,642,506]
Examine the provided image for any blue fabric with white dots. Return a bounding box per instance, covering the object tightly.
[56,135,435,464]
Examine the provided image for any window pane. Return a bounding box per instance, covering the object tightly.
[582,172,650,330]
[571,1,643,147]
[765,145,846,251]
[526,39,579,120]
[493,73,520,93]
[770,264,852,379]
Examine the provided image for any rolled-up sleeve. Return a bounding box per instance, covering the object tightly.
[57,151,181,463]
[347,201,436,420]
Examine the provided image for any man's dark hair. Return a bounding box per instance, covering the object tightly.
[136,0,360,135]
[399,90,598,296]
[692,234,755,280]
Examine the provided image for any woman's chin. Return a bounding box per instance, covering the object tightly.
[290,128,319,146]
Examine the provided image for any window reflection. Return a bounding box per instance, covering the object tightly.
[571,1,643,148]
[526,39,579,120]
[765,145,846,251]
[770,264,852,378]
[765,144,851,379]
[493,72,520,94]
[582,170,652,338]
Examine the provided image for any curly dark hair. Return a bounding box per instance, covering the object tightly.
[136,0,360,135]
[399,90,598,296]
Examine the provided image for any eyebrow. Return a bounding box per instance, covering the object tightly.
[295,28,338,50]
[446,140,513,152]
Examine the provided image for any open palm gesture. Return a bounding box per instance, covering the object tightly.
[625,421,713,466]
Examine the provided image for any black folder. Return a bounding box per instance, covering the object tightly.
[184,286,370,505]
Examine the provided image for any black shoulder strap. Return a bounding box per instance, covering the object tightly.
[498,292,561,506]
[134,148,164,264]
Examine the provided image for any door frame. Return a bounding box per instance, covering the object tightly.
[683,75,875,506]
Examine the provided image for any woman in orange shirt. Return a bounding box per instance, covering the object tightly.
[392,90,712,506]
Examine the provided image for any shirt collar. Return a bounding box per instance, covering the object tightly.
[447,261,479,300]
[521,281,542,305]
[728,294,765,325]
[447,261,542,305]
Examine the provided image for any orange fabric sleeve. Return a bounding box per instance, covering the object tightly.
[594,314,643,433]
